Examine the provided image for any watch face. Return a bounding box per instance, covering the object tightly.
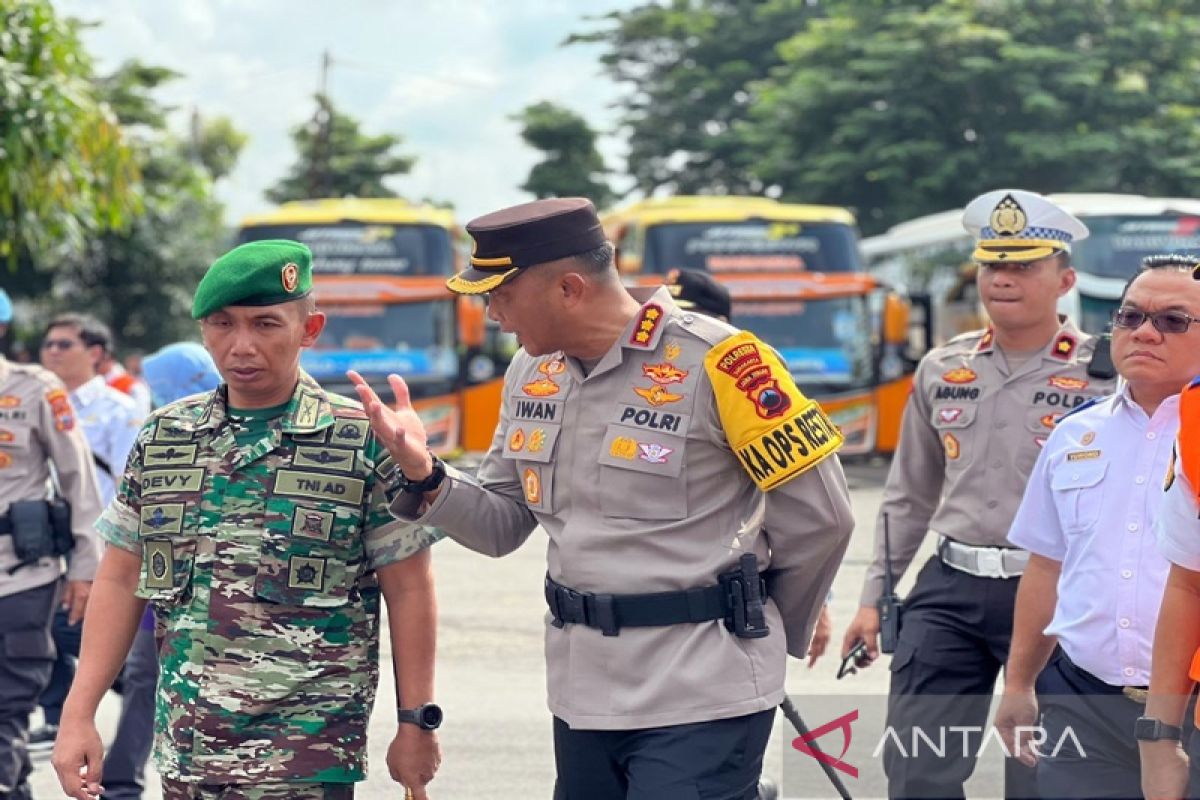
[420,703,444,729]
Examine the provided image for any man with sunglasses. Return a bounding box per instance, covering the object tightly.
[1138,255,1200,799]
[840,189,1115,799]
[994,254,1200,798]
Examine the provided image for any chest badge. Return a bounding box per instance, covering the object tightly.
[942,368,977,384]
[637,443,674,464]
[942,432,960,460]
[1081,431,1096,445]
[1048,375,1088,391]
[523,468,542,504]
[938,408,963,424]
[633,385,684,406]
[665,341,682,361]
[1040,413,1060,429]
[527,428,547,453]
[642,362,689,385]
[523,359,565,397]
[508,428,526,452]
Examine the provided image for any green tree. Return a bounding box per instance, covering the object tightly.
[0,0,140,263]
[47,61,246,352]
[743,0,1200,233]
[571,0,822,196]
[513,101,615,207]
[266,94,415,203]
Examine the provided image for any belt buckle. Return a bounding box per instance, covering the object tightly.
[976,548,1006,579]
[558,587,588,625]
[1123,686,1149,704]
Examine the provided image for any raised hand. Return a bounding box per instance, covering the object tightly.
[347,371,432,478]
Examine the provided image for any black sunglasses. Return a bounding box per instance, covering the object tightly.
[1112,307,1200,335]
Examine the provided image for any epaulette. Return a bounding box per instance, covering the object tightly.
[671,311,739,347]
[946,328,989,346]
[10,362,63,389]
[1057,393,1107,424]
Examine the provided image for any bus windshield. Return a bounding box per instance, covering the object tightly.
[240,222,454,276]
[302,300,458,398]
[732,296,874,392]
[642,221,862,274]
[1074,215,1200,279]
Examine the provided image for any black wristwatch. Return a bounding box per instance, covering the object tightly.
[1134,716,1182,742]
[397,702,443,730]
[388,453,447,496]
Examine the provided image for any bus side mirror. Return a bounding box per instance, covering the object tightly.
[458,296,486,349]
[882,293,910,346]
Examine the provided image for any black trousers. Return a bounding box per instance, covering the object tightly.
[0,580,59,800]
[1035,650,1198,799]
[884,556,1038,800]
[552,709,775,800]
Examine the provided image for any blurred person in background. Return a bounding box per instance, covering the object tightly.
[0,294,102,800]
[33,315,145,791]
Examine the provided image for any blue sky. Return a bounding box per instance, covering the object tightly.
[56,0,640,225]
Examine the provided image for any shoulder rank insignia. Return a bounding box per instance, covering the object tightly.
[1052,333,1077,360]
[705,331,842,491]
[629,303,665,348]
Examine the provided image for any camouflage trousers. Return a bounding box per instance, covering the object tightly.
[159,777,355,799]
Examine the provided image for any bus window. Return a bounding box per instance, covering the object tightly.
[239,222,455,276]
[642,221,862,274]
[1073,215,1200,278]
[302,300,458,400]
[731,295,875,393]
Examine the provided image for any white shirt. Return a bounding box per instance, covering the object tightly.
[70,375,142,504]
[1008,384,1178,686]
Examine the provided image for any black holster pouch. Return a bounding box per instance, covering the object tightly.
[9,500,56,563]
[48,498,74,557]
[719,553,770,639]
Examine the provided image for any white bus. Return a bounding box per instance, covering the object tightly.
[863,194,1200,341]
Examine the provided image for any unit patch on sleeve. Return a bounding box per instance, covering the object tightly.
[704,331,843,491]
[45,389,75,432]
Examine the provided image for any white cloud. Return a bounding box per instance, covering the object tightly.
[53,0,640,226]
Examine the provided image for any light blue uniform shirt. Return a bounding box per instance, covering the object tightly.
[71,375,143,504]
[1008,384,1178,686]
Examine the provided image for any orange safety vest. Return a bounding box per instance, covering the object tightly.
[1179,378,1200,707]
[108,372,136,395]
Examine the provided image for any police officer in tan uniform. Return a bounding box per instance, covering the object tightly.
[0,290,102,800]
[352,197,855,800]
[839,190,1117,799]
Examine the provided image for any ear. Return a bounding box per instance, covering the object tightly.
[300,311,327,347]
[1056,266,1077,298]
[558,272,589,308]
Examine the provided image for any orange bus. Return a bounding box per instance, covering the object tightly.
[237,198,509,455]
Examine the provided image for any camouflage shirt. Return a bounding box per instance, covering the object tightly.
[98,371,439,784]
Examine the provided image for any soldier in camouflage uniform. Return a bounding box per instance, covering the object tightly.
[51,241,442,800]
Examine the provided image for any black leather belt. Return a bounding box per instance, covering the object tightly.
[544,571,767,638]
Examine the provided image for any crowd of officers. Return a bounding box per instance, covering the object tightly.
[0,188,1198,800]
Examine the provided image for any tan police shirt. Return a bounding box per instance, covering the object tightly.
[859,319,1115,605]
[0,357,102,598]
[393,287,854,730]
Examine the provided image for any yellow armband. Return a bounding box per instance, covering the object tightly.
[704,331,843,491]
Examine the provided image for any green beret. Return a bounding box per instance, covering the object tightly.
[191,240,313,319]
